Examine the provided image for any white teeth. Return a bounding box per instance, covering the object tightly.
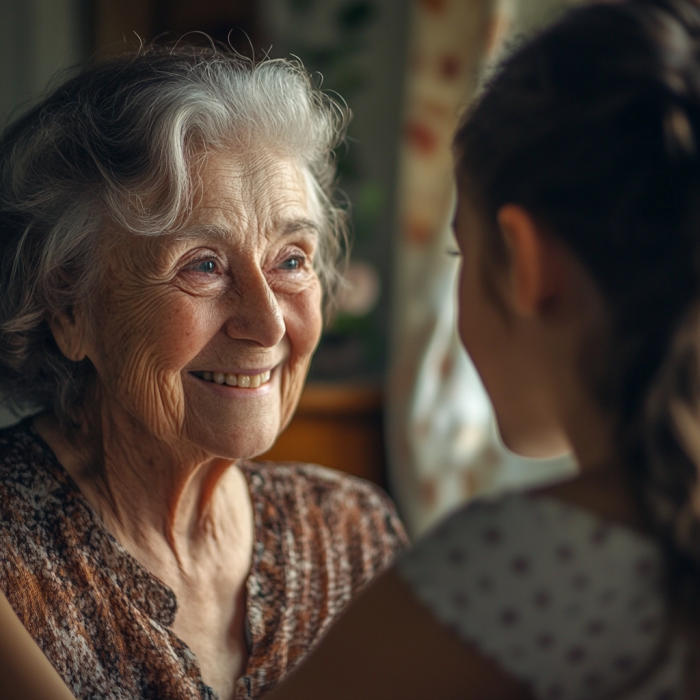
[198,369,272,388]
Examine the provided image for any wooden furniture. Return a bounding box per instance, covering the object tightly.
[258,383,387,488]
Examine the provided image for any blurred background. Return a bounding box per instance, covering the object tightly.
[0,0,575,536]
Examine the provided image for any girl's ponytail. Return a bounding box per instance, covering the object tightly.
[453,0,700,684]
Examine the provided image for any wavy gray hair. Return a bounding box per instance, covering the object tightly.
[0,45,349,422]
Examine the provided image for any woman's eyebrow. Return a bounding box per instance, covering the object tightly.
[172,225,230,243]
[279,218,321,236]
[173,219,320,243]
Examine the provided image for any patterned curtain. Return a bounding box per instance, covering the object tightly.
[387,0,576,537]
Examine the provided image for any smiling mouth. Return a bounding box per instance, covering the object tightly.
[192,369,272,388]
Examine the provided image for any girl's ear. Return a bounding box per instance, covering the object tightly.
[50,309,89,362]
[497,204,565,317]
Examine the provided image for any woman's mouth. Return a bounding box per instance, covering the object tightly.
[192,369,272,388]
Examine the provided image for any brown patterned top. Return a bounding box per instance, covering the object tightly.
[0,419,407,699]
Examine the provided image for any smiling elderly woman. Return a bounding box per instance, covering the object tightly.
[0,47,406,700]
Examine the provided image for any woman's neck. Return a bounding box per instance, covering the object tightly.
[33,408,247,574]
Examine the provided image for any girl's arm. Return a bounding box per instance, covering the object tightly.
[264,567,533,700]
[0,590,76,700]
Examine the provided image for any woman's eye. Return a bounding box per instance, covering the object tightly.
[190,259,217,273]
[280,256,303,270]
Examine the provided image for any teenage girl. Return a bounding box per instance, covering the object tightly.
[1,0,699,698]
[263,0,700,697]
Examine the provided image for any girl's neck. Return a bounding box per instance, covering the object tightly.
[542,401,649,533]
[528,377,650,533]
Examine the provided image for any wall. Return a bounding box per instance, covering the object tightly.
[0,0,84,126]
[0,0,84,425]
[262,0,410,381]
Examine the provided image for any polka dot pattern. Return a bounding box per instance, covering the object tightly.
[398,494,686,699]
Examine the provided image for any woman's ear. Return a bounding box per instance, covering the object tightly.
[50,309,89,362]
[496,204,564,317]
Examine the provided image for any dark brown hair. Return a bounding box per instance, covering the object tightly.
[455,0,700,680]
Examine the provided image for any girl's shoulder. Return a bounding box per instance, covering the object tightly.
[400,488,661,603]
[397,489,681,700]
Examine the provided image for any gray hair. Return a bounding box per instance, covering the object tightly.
[0,45,349,422]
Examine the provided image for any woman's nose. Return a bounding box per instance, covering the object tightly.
[224,268,286,347]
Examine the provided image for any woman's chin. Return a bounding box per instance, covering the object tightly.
[230,435,279,461]
[195,427,281,461]
[178,409,282,462]
[179,373,290,459]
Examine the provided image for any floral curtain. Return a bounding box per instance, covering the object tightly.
[387,0,576,537]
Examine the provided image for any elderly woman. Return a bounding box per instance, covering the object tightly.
[0,47,406,700]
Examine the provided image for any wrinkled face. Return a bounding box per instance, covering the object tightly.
[84,150,323,459]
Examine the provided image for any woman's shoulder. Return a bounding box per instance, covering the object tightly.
[0,417,64,498]
[0,417,85,572]
[240,459,409,558]
[241,459,394,506]
[0,416,40,458]
[238,461,409,694]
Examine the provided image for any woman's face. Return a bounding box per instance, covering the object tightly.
[81,150,323,459]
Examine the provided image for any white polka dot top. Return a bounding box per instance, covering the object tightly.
[398,493,686,700]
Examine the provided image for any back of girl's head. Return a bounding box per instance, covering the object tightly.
[456,0,700,304]
[455,0,700,651]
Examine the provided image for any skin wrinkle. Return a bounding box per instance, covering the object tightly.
[83,152,319,536]
[35,149,323,699]
[0,53,346,430]
[174,218,321,244]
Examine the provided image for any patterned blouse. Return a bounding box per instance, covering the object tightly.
[0,419,407,699]
[398,493,682,699]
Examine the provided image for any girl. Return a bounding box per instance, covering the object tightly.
[2,0,699,697]
[264,0,700,697]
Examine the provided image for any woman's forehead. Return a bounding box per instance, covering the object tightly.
[198,149,307,194]
[105,151,321,267]
[172,217,320,246]
[190,150,318,228]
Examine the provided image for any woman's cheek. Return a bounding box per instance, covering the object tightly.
[107,335,182,436]
[94,293,199,437]
[290,282,323,356]
[278,283,322,427]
